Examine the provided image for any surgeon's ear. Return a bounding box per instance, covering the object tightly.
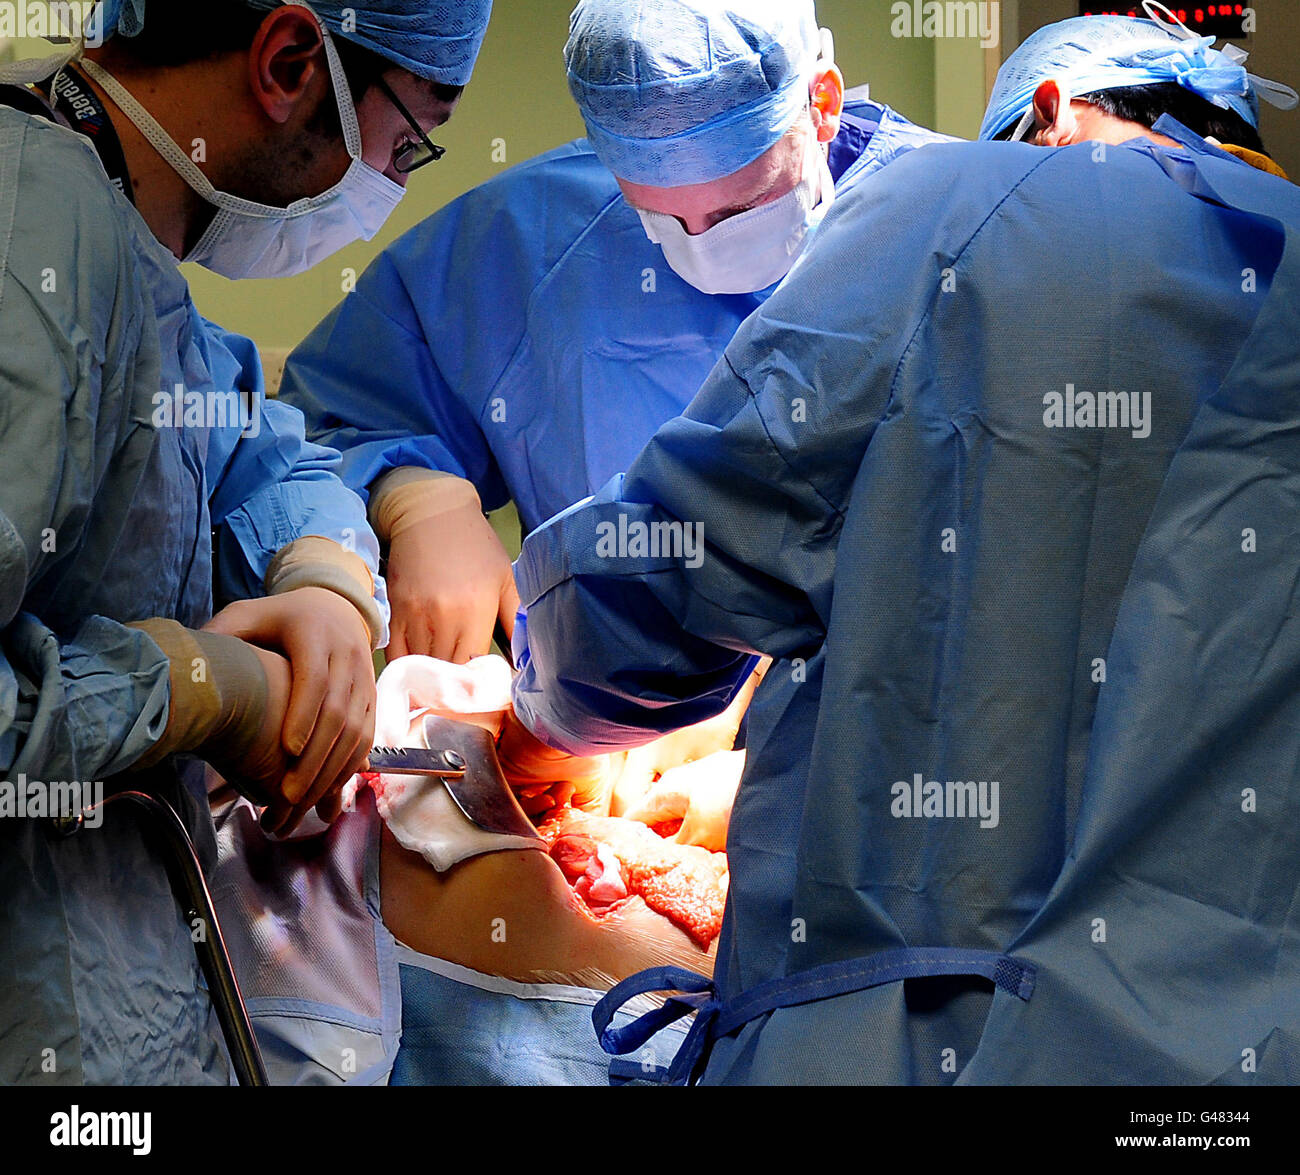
[811,65,845,143]
[1033,78,1078,147]
[247,5,329,125]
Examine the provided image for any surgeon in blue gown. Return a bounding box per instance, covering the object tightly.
[282,0,953,664]
[510,10,1300,1084]
[0,0,492,1084]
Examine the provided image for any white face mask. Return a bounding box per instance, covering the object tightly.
[78,1,405,279]
[636,128,835,296]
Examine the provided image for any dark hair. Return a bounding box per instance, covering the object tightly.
[106,2,463,107]
[1081,82,1268,154]
[103,2,269,67]
[994,80,1268,155]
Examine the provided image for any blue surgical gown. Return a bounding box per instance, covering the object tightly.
[511,122,1300,1084]
[0,108,384,1084]
[281,98,954,533]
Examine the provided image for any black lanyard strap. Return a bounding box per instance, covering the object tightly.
[0,64,134,204]
[0,82,56,121]
[48,65,134,203]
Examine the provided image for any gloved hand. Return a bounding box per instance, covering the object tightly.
[261,534,386,650]
[370,468,519,664]
[611,661,766,816]
[495,708,617,818]
[203,586,377,835]
[620,749,744,852]
[128,620,330,834]
[225,643,295,802]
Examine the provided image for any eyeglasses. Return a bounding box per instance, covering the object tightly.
[374,74,447,173]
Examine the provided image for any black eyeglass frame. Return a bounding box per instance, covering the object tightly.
[374,74,447,173]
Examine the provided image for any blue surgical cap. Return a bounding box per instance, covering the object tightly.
[981,6,1296,142]
[97,0,145,38]
[565,0,823,188]
[97,0,493,87]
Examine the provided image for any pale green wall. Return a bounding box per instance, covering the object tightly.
[934,32,990,141]
[1,0,995,354]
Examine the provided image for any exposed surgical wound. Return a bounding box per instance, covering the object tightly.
[540,809,730,949]
[368,654,735,948]
[366,654,538,871]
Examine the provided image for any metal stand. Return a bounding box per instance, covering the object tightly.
[53,781,269,1087]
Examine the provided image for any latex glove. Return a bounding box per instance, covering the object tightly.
[224,645,294,805]
[127,621,312,830]
[495,708,617,818]
[620,749,744,852]
[263,534,385,650]
[611,662,766,816]
[371,468,519,664]
[203,587,376,835]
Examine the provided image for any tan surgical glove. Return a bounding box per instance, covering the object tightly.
[612,658,769,816]
[496,708,618,819]
[126,618,288,801]
[620,749,745,852]
[370,467,520,663]
[265,535,385,650]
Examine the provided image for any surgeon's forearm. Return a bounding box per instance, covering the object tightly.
[367,466,483,544]
[264,536,385,650]
[512,580,757,757]
[0,613,175,782]
[124,619,268,769]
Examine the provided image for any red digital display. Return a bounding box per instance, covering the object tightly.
[1077,3,1248,39]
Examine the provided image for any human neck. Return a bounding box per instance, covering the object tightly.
[1073,105,1181,150]
[77,52,233,259]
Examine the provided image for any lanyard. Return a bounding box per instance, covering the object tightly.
[0,65,135,204]
[0,61,137,205]
[42,65,135,204]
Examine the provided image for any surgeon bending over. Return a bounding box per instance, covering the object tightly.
[509,8,1300,1084]
[282,0,952,666]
